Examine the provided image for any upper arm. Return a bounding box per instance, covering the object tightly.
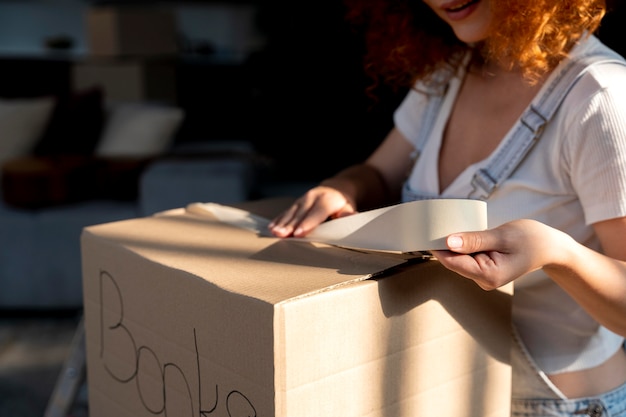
[593,216,626,261]
[365,127,416,193]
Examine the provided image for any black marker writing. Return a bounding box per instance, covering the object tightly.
[98,270,257,417]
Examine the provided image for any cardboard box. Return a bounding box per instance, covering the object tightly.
[86,6,178,57]
[81,198,512,417]
[72,58,177,104]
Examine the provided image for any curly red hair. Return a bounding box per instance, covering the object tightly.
[344,0,606,91]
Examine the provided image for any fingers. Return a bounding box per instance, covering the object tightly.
[432,249,510,291]
[267,203,300,237]
[445,219,550,256]
[268,199,318,237]
[432,249,492,277]
[445,229,505,255]
[434,220,551,290]
[268,187,353,237]
[269,202,329,237]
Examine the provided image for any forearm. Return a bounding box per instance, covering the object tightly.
[544,236,626,337]
[436,219,626,337]
[320,163,398,211]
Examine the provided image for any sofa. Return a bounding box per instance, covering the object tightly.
[0,88,265,309]
[0,149,267,309]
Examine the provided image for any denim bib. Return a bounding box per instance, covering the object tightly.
[402,50,626,203]
[402,48,626,404]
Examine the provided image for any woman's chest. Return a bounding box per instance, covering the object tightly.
[438,72,543,191]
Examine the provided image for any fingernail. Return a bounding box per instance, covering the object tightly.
[294,227,304,236]
[447,235,463,249]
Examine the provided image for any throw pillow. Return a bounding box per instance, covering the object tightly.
[0,96,56,167]
[32,87,105,156]
[95,102,185,158]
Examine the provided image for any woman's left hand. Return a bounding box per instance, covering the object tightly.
[431,219,569,290]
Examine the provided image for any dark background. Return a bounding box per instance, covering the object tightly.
[0,1,624,184]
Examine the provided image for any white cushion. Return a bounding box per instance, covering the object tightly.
[0,96,55,166]
[96,103,184,158]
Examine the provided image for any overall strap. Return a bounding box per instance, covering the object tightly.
[468,52,625,200]
[408,87,446,167]
[408,48,625,201]
[410,55,470,164]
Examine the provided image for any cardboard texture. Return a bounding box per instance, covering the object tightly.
[86,6,178,57]
[81,198,513,417]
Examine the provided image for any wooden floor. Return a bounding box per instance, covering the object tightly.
[0,310,86,417]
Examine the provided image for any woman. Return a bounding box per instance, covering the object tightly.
[268,0,626,415]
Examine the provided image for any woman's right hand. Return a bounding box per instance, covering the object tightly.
[268,127,416,238]
[268,184,357,238]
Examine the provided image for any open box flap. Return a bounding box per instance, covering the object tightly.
[82,203,407,306]
[188,197,487,253]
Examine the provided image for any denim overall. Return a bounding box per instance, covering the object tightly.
[402,50,626,416]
